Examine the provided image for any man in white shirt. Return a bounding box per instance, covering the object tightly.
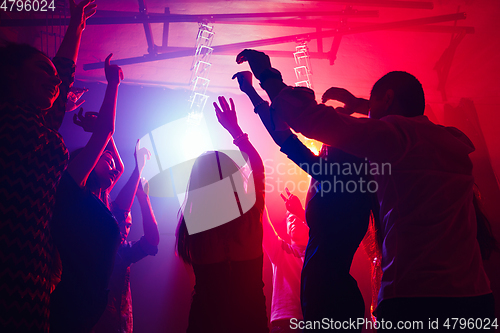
[237,49,494,332]
[263,202,308,333]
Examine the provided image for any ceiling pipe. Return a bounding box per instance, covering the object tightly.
[83,12,467,70]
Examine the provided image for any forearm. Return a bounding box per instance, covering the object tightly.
[231,132,265,200]
[55,25,83,63]
[96,83,119,136]
[354,98,370,116]
[295,206,306,224]
[262,207,281,260]
[260,77,288,102]
[273,87,405,163]
[280,135,331,182]
[105,137,124,174]
[44,57,76,131]
[232,132,264,176]
[137,194,160,246]
[255,103,292,146]
[114,166,140,212]
[244,88,265,107]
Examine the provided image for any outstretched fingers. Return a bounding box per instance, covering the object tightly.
[218,96,230,112]
[229,98,235,112]
[213,101,222,120]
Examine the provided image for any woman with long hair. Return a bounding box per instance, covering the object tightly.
[176,96,269,333]
[49,54,124,333]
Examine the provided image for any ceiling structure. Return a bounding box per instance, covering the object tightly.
[1,0,499,172]
[1,0,499,183]
[1,1,496,98]
[2,2,500,331]
[2,0,499,178]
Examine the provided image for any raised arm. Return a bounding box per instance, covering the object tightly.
[232,71,335,181]
[55,0,96,63]
[232,71,292,146]
[238,49,406,163]
[136,179,160,247]
[280,188,306,223]
[272,87,406,163]
[262,206,282,263]
[113,141,150,212]
[213,96,264,199]
[236,49,287,102]
[103,137,124,192]
[322,87,369,116]
[67,54,123,188]
[44,0,96,131]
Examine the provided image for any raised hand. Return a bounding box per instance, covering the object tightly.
[232,71,255,95]
[104,53,124,85]
[236,49,272,80]
[134,139,151,174]
[280,187,305,221]
[73,108,98,132]
[66,87,88,112]
[213,96,242,138]
[69,0,97,32]
[321,87,368,115]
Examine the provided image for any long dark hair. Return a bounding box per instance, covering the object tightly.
[69,148,110,208]
[176,150,251,265]
[0,41,45,103]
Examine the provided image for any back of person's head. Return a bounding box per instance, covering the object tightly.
[0,41,45,102]
[176,150,249,264]
[187,150,242,191]
[370,71,425,118]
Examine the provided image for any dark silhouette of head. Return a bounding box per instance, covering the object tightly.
[69,148,118,208]
[0,42,61,110]
[369,71,425,120]
[176,150,249,264]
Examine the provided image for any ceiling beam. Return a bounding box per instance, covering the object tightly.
[83,12,467,70]
[301,0,433,9]
[0,9,380,27]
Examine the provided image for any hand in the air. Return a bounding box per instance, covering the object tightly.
[213,96,242,137]
[236,49,272,80]
[232,71,255,95]
[134,139,151,174]
[66,87,88,112]
[104,53,124,85]
[280,187,305,219]
[322,87,365,115]
[69,0,97,32]
[73,108,98,132]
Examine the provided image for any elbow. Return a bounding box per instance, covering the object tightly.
[146,234,160,247]
[106,125,115,137]
[97,126,115,139]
